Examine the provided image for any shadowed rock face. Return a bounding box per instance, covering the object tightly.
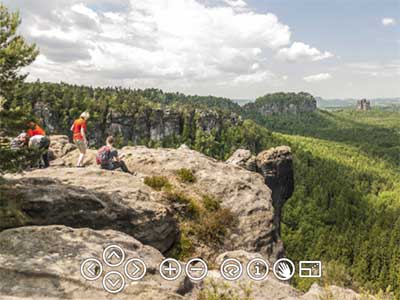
[256,146,294,235]
[1,171,179,253]
[227,146,294,258]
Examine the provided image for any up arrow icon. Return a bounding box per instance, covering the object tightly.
[107,251,121,260]
[103,245,125,267]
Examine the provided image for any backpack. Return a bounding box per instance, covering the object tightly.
[96,146,111,165]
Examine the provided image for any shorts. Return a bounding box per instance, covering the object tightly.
[74,139,87,153]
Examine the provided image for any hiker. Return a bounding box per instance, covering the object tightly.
[10,132,28,150]
[96,136,135,175]
[26,121,50,168]
[71,112,89,167]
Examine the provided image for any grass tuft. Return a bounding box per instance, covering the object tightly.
[175,168,196,183]
[144,175,171,191]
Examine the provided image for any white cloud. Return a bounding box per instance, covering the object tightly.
[223,0,247,8]
[233,70,273,84]
[303,73,332,82]
[18,0,293,84]
[3,0,338,96]
[382,18,396,26]
[277,42,334,62]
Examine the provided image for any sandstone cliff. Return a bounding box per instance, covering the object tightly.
[0,137,371,300]
[244,92,317,115]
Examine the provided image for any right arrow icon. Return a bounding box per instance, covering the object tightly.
[124,258,147,281]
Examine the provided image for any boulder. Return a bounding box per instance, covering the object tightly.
[0,225,190,300]
[48,135,76,161]
[120,146,282,259]
[2,168,179,253]
[225,149,257,172]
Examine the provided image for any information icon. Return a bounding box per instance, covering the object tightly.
[246,258,269,281]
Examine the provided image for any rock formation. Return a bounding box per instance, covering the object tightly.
[357,98,371,111]
[244,92,317,116]
[0,225,190,300]
[227,146,294,256]
[33,102,241,147]
[0,137,372,299]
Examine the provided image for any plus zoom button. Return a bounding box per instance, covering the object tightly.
[159,258,182,281]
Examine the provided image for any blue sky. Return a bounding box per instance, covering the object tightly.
[4,0,400,99]
[249,0,399,61]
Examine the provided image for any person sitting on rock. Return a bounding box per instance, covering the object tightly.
[96,136,135,175]
[70,111,89,168]
[10,132,28,150]
[26,120,50,168]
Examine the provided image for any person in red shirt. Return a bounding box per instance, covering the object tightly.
[70,111,90,167]
[26,121,46,137]
[26,121,50,168]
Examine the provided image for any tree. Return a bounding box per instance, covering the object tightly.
[0,3,39,173]
[0,3,38,103]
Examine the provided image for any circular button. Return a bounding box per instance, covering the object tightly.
[103,244,125,267]
[124,258,147,281]
[273,258,295,281]
[80,258,102,281]
[102,271,125,294]
[220,258,243,281]
[159,258,182,281]
[185,258,208,281]
[246,258,269,281]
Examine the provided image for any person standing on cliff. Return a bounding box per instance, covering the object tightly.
[71,112,90,168]
[26,120,50,168]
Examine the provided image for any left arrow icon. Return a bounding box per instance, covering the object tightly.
[80,258,102,281]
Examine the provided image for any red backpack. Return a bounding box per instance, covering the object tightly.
[96,146,111,165]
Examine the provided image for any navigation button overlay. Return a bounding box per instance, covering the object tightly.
[246,258,269,281]
[103,244,125,267]
[220,258,243,281]
[102,271,125,294]
[185,258,208,281]
[160,258,182,281]
[80,258,103,281]
[124,258,147,281]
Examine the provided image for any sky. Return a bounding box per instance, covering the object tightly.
[3,0,400,99]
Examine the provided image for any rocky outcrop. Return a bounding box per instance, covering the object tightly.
[227,146,294,241]
[33,102,241,147]
[0,225,190,300]
[244,92,317,115]
[256,146,294,236]
[48,135,77,160]
[4,139,292,260]
[0,139,374,300]
[2,169,179,253]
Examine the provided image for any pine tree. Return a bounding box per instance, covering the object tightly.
[0,3,39,172]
